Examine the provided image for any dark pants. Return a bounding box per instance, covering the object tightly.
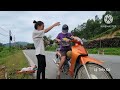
[36,54,46,79]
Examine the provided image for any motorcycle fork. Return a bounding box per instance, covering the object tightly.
[81,57,91,79]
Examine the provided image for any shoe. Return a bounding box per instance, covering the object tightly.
[56,58,60,64]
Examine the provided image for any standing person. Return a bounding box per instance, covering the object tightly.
[32,20,60,79]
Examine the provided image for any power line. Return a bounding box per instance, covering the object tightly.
[0,39,8,43]
[0,32,9,37]
[0,28,13,46]
[0,36,8,39]
[0,36,9,40]
[0,27,9,33]
[1,26,15,37]
[0,37,9,41]
[0,40,8,43]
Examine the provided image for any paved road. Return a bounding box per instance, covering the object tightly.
[23,50,71,79]
[23,50,120,79]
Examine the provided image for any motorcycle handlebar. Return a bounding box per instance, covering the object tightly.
[66,37,74,40]
[56,37,83,45]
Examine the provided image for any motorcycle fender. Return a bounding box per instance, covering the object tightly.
[80,56,103,65]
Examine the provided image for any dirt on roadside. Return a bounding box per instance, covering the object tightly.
[0,65,6,79]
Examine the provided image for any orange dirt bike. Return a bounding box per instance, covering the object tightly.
[54,37,113,79]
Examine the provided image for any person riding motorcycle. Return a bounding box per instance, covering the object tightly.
[55,27,113,79]
[55,24,74,79]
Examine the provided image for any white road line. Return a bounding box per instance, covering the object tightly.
[23,51,36,79]
[23,51,35,66]
[53,59,59,67]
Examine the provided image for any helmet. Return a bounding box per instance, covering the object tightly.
[62,24,69,34]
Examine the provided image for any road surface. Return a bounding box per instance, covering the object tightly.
[23,50,120,79]
[23,50,71,79]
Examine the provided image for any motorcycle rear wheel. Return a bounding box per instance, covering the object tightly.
[74,63,113,79]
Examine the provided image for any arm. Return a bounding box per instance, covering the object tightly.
[71,36,83,45]
[44,22,60,33]
[55,33,61,43]
[55,38,61,43]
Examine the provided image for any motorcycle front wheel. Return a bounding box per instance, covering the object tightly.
[74,63,113,79]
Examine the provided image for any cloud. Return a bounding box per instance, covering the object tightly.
[0,11,106,44]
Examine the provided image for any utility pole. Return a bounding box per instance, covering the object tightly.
[14,35,16,47]
[9,30,12,50]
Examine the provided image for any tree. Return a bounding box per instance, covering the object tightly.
[50,40,54,44]
[0,43,3,52]
[95,15,100,21]
[48,35,52,40]
[0,43,3,46]
[70,11,120,41]
[43,36,48,40]
[43,35,54,47]
[26,43,35,49]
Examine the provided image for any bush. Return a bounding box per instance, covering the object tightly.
[0,47,19,58]
[115,32,120,36]
[45,44,58,51]
[0,47,4,52]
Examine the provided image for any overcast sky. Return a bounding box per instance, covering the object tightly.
[0,11,106,44]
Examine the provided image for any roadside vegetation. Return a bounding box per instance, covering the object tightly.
[87,48,120,55]
[0,47,33,79]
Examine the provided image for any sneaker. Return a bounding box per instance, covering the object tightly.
[56,58,60,64]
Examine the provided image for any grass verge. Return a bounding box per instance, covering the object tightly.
[87,48,120,55]
[0,50,33,79]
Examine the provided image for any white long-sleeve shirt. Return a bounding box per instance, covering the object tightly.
[32,30,45,55]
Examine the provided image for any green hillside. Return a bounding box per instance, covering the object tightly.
[71,11,120,41]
